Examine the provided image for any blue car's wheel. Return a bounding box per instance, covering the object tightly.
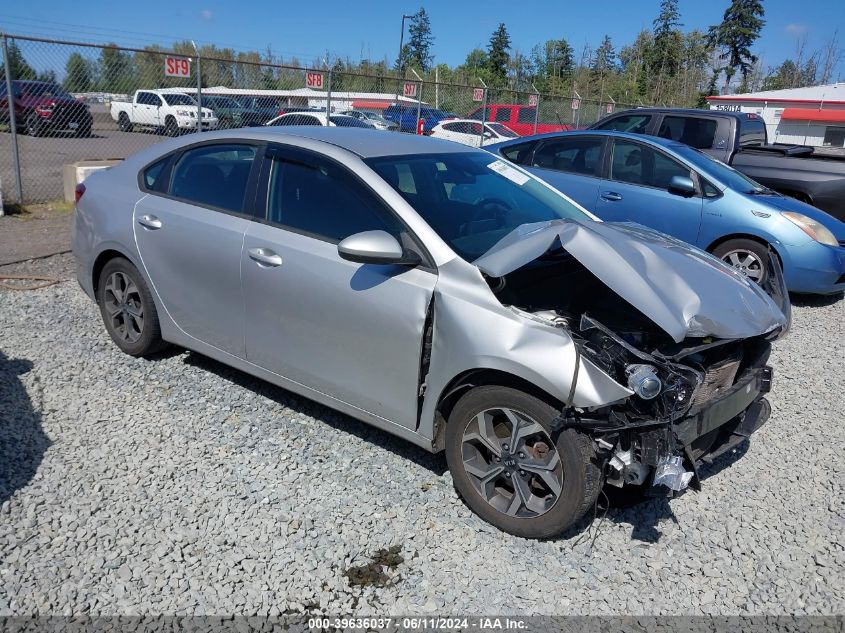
[713,239,769,285]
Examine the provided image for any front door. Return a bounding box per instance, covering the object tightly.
[133,142,260,356]
[241,147,436,429]
[595,138,703,245]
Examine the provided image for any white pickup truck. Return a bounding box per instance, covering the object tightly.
[111,90,218,136]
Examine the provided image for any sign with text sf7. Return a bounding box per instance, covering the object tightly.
[306,71,325,89]
[403,82,418,98]
[164,57,191,78]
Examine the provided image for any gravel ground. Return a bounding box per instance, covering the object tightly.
[0,253,843,616]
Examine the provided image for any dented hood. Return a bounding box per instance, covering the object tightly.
[473,220,787,343]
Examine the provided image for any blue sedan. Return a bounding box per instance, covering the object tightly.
[488,130,845,294]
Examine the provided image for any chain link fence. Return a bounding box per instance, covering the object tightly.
[1,33,642,205]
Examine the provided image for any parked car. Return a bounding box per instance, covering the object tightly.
[235,95,284,125]
[73,127,788,538]
[340,109,398,131]
[111,90,217,136]
[199,95,259,128]
[0,80,92,137]
[382,104,452,133]
[590,108,845,221]
[264,112,372,128]
[489,130,845,294]
[430,118,518,147]
[467,104,571,136]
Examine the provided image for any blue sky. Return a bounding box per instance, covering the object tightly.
[1,0,843,77]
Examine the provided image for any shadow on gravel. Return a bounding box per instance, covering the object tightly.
[182,351,448,476]
[0,350,51,505]
[789,291,843,307]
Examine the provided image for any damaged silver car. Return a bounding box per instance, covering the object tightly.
[73,128,789,539]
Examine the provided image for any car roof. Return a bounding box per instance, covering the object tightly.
[487,129,685,151]
[595,107,758,121]
[127,127,480,163]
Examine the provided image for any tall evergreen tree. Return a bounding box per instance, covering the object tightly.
[487,23,512,85]
[406,8,434,72]
[592,36,617,75]
[707,0,765,92]
[64,53,92,92]
[98,44,134,92]
[0,40,37,80]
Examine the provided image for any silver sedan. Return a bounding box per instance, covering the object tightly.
[73,128,788,538]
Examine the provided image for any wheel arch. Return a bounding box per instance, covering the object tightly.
[92,248,136,295]
[705,232,784,266]
[431,368,564,452]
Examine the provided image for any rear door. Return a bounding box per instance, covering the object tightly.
[241,145,436,429]
[520,135,605,211]
[596,138,703,244]
[133,141,261,356]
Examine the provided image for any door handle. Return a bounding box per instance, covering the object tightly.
[137,214,162,229]
[601,191,623,201]
[248,247,282,267]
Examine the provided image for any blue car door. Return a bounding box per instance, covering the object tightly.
[521,136,605,211]
[595,138,703,245]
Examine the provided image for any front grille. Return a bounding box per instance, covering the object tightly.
[689,356,742,410]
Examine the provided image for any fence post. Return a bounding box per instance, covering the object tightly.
[2,34,24,206]
[196,53,202,133]
[410,68,422,134]
[531,83,540,135]
[325,69,332,125]
[478,78,488,146]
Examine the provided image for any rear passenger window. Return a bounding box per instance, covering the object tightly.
[739,118,766,147]
[142,158,168,191]
[517,107,536,123]
[657,116,717,149]
[532,137,604,176]
[495,107,512,122]
[267,156,404,243]
[595,113,651,133]
[169,144,256,213]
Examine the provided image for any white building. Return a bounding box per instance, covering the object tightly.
[706,83,845,148]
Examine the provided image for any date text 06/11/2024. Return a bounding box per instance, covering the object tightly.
[308,617,529,630]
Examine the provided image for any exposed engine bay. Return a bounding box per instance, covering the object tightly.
[484,252,777,495]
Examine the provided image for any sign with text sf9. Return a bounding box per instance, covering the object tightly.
[164,57,191,78]
[403,82,418,98]
[472,88,485,102]
[306,71,324,89]
[528,94,538,107]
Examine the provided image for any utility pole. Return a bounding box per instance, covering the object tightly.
[394,14,414,113]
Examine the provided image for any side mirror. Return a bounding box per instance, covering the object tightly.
[337,230,418,266]
[668,175,696,197]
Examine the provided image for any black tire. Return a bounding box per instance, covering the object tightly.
[164,116,179,137]
[117,112,132,133]
[445,386,600,539]
[711,238,771,286]
[96,258,167,357]
[219,116,232,129]
[25,112,42,137]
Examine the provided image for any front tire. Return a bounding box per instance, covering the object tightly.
[25,112,43,137]
[96,258,166,357]
[712,238,770,285]
[445,386,600,539]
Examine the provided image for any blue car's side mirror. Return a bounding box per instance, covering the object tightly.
[668,175,696,197]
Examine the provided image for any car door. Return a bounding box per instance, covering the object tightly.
[134,92,155,126]
[133,141,261,357]
[595,138,703,244]
[241,145,436,429]
[520,136,605,211]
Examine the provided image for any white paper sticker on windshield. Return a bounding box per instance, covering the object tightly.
[488,160,530,186]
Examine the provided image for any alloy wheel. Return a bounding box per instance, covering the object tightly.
[460,407,563,518]
[721,249,764,282]
[103,271,144,343]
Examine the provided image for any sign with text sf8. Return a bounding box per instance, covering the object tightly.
[164,57,191,78]
[472,88,485,102]
[403,82,418,98]
[306,71,324,89]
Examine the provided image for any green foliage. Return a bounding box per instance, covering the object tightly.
[707,0,765,91]
[64,53,92,92]
[99,45,135,92]
[487,23,511,86]
[1,40,37,80]
[406,8,434,72]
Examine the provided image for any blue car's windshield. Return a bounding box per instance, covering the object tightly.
[366,152,591,261]
[672,144,767,194]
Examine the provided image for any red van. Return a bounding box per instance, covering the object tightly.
[466,104,571,136]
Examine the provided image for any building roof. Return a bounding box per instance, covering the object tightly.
[158,85,420,103]
[706,82,845,104]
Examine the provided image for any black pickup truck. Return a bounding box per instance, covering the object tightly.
[590,108,845,221]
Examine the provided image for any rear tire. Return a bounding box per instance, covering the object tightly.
[712,238,770,285]
[96,258,167,357]
[445,386,600,539]
[117,112,133,133]
[164,116,179,137]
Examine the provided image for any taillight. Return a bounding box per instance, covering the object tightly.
[74,183,86,203]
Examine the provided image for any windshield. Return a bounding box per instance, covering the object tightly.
[163,93,197,106]
[366,152,591,261]
[487,123,518,138]
[254,97,279,109]
[672,144,767,193]
[203,96,241,108]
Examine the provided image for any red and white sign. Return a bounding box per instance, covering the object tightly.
[472,88,485,102]
[306,71,324,89]
[528,94,538,107]
[403,82,418,98]
[571,98,581,111]
[606,103,614,114]
[164,57,191,78]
